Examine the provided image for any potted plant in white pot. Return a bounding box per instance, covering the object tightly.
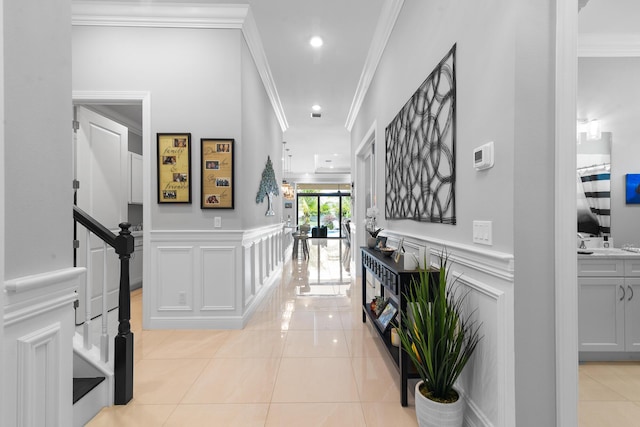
[396,251,482,427]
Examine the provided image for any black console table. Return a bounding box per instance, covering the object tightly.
[360,247,438,406]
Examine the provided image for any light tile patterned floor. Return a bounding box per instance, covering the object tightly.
[86,239,419,426]
[579,362,640,427]
[85,239,640,426]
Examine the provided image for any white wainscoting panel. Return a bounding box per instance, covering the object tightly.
[156,246,194,312]
[379,230,515,427]
[3,267,82,427]
[455,274,506,427]
[146,225,286,329]
[17,323,61,427]
[200,246,236,311]
[243,243,254,306]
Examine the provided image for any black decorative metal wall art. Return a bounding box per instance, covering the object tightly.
[385,44,456,225]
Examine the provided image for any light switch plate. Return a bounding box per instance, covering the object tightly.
[473,220,493,245]
[214,217,221,228]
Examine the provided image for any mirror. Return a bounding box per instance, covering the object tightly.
[577,131,611,237]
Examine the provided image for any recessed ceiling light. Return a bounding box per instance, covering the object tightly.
[311,104,322,112]
[309,36,323,48]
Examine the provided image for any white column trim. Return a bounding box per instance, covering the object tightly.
[354,121,377,267]
[579,34,640,57]
[5,267,84,293]
[0,0,4,420]
[555,0,579,425]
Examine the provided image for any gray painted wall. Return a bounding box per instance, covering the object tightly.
[4,0,73,280]
[350,0,515,253]
[73,26,244,229]
[351,0,558,425]
[578,57,640,247]
[240,38,284,229]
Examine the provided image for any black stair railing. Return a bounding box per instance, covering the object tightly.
[73,205,135,405]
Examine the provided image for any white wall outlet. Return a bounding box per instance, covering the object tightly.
[214,217,221,228]
[473,220,493,245]
[178,291,186,305]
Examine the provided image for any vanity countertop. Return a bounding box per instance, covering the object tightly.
[578,248,640,259]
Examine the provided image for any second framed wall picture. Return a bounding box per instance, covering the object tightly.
[157,133,192,203]
[201,138,234,209]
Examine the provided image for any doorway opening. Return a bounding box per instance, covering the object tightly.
[72,91,151,329]
[296,190,352,238]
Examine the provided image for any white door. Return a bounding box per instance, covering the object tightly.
[75,106,128,325]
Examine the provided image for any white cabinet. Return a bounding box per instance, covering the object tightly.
[129,152,143,204]
[579,258,640,354]
[625,278,640,351]
[130,235,143,289]
[578,277,625,351]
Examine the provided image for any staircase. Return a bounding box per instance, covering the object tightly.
[73,376,107,426]
[72,330,114,426]
[72,206,135,425]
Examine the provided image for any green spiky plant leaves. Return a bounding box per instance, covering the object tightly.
[395,251,482,403]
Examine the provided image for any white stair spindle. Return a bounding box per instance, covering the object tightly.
[100,241,109,363]
[83,229,92,350]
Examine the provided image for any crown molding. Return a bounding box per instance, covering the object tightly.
[345,0,405,131]
[241,8,288,131]
[71,1,288,131]
[72,1,249,28]
[578,33,640,57]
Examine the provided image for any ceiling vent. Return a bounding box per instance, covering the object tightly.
[310,112,322,118]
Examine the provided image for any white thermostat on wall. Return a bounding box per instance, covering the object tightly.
[473,141,494,171]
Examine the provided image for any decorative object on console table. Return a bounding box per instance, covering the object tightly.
[380,246,395,257]
[376,301,397,331]
[255,156,279,216]
[365,206,381,247]
[395,251,482,427]
[361,247,439,406]
[157,133,191,204]
[385,44,457,225]
[374,236,387,251]
[201,138,234,209]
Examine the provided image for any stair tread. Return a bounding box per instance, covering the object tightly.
[73,377,106,404]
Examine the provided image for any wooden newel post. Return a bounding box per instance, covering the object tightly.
[114,222,135,405]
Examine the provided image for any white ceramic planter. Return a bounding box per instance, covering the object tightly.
[414,381,464,427]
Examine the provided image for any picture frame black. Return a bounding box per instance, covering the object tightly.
[201,138,235,209]
[376,301,398,332]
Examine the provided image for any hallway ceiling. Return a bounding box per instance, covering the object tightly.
[243,0,385,177]
[106,0,386,179]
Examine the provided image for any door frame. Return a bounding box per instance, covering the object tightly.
[295,192,351,238]
[555,0,579,425]
[72,91,151,328]
[354,120,377,267]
